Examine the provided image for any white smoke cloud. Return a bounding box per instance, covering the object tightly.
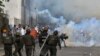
[31,0,100,20]
[30,0,100,46]
[36,9,100,46]
[37,9,66,28]
[57,17,100,47]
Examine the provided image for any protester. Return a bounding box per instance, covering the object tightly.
[20,26,26,36]
[30,27,38,39]
[60,33,68,47]
[1,29,14,56]
[11,25,17,37]
[23,29,35,56]
[38,26,49,47]
[13,32,23,56]
[40,30,61,56]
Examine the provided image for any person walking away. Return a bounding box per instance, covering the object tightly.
[13,32,23,56]
[38,26,49,47]
[30,27,38,56]
[60,33,68,47]
[1,29,14,56]
[30,27,38,39]
[38,26,49,56]
[40,30,61,56]
[23,29,35,56]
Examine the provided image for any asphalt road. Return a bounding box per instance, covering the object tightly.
[0,44,100,56]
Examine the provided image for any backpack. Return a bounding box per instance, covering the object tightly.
[23,35,33,46]
[3,36,13,44]
[47,35,58,45]
[15,37,21,44]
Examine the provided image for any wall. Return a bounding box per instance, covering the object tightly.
[3,0,22,26]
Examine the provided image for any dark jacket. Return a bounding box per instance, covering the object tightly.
[60,34,68,41]
[23,34,35,47]
[14,36,23,48]
[39,30,48,44]
[2,35,14,45]
[46,35,61,48]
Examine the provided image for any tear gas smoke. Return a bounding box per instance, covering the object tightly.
[29,0,100,46]
[31,0,100,20]
[56,17,100,47]
[37,10,100,47]
[37,9,66,29]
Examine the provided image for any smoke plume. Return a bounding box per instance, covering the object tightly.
[31,0,100,20]
[30,0,100,46]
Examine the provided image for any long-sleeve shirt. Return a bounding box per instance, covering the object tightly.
[23,34,35,47]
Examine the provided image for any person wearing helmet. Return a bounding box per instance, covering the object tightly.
[40,30,61,56]
[38,26,49,47]
[60,33,68,47]
[13,32,23,56]
[38,26,49,56]
[23,29,35,56]
[1,29,14,56]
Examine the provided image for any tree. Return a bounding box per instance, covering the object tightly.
[0,0,4,41]
[0,0,4,29]
[0,1,9,35]
[0,0,5,16]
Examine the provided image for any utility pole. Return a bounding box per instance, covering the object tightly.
[29,0,32,27]
[21,0,26,25]
[35,8,38,27]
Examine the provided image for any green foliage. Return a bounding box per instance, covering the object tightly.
[0,0,4,15]
[0,1,5,6]
[0,1,9,33]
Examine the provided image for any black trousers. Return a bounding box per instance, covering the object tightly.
[25,45,32,56]
[4,44,12,56]
[13,46,22,56]
[39,43,48,56]
[32,47,35,56]
[49,46,57,56]
[40,45,57,56]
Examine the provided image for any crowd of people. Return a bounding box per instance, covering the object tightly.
[0,24,68,56]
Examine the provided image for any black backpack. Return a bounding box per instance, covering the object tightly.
[47,35,58,45]
[23,35,33,46]
[3,36,13,44]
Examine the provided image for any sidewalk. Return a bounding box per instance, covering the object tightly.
[0,44,40,56]
[0,45,3,51]
[0,45,15,56]
[0,46,4,56]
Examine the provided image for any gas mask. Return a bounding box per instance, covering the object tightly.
[2,33,7,37]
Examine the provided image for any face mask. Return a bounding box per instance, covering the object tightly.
[2,33,7,37]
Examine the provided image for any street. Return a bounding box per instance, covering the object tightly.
[0,43,100,56]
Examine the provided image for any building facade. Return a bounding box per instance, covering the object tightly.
[21,0,37,27]
[2,0,22,26]
[2,0,37,27]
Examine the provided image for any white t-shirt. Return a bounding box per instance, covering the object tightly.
[20,28,26,36]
